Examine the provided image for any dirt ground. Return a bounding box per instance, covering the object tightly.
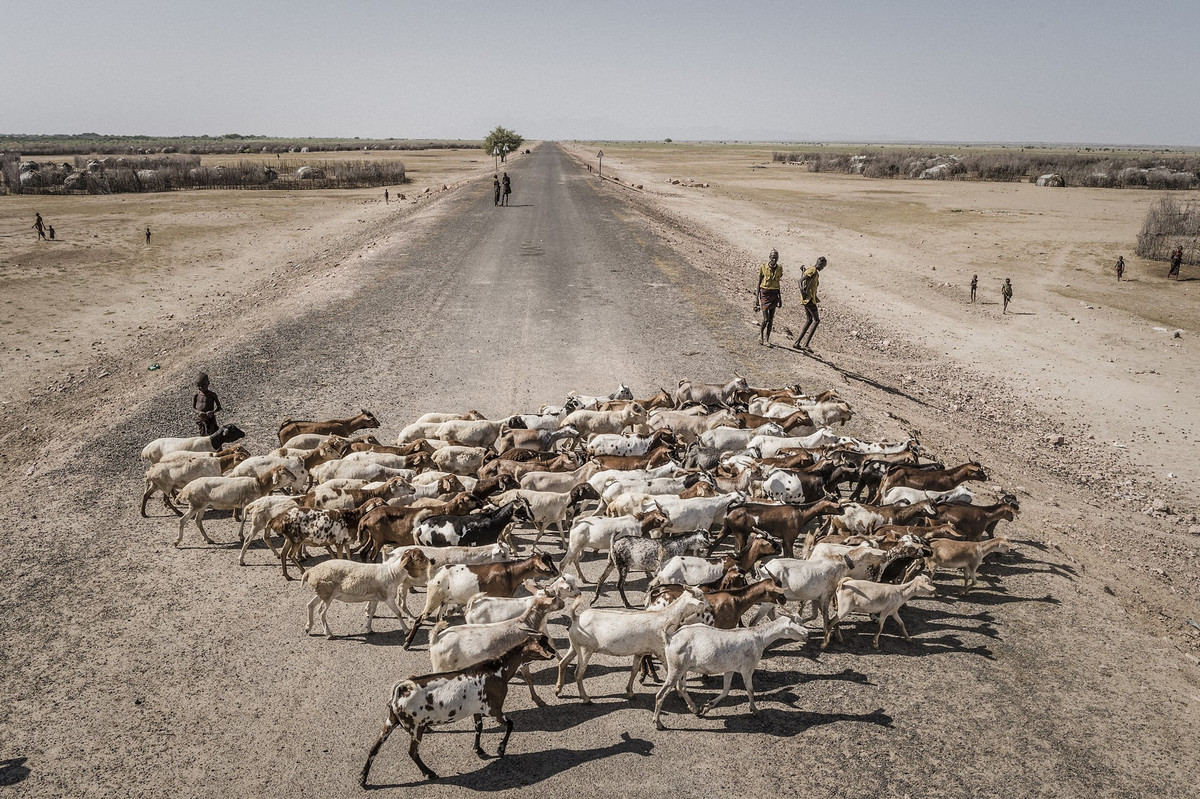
[2,142,1198,796]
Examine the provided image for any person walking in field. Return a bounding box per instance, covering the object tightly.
[384,188,389,204]
[33,213,47,241]
[501,172,511,206]
[193,372,223,435]
[1002,278,1013,314]
[145,227,152,245]
[793,256,828,351]
[1169,246,1183,280]
[493,174,501,205]
[970,274,978,302]
[754,248,784,346]
[48,225,55,241]
[1116,256,1125,282]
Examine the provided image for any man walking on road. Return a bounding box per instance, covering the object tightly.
[501,172,511,206]
[1002,278,1013,313]
[34,212,47,241]
[793,256,827,351]
[970,274,978,302]
[1116,256,1125,282]
[1169,246,1183,280]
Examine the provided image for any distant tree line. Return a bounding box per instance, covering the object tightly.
[772,149,1200,189]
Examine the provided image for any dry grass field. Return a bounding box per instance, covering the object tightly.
[0,147,498,412]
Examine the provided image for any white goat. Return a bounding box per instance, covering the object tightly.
[554,591,707,703]
[826,574,937,649]
[175,466,288,546]
[301,549,431,637]
[881,485,974,506]
[652,614,809,728]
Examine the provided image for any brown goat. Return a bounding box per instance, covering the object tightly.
[879,461,988,495]
[714,498,843,557]
[358,492,485,559]
[925,499,1018,540]
[592,445,675,471]
[278,409,381,446]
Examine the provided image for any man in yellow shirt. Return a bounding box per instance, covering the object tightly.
[794,256,827,351]
[755,249,783,345]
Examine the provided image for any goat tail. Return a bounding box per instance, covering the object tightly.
[429,619,450,645]
[463,591,488,615]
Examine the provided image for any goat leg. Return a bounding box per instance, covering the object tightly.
[359,714,399,788]
[616,571,634,609]
[554,643,578,697]
[402,616,426,649]
[521,663,546,707]
[473,714,488,758]
[699,673,734,716]
[495,715,514,757]
[895,611,912,641]
[409,726,437,780]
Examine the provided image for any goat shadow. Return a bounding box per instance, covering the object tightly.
[660,704,893,736]
[366,732,652,791]
[0,757,30,786]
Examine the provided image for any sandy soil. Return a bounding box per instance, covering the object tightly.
[2,142,1198,796]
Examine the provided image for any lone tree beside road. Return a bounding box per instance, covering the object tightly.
[483,126,524,159]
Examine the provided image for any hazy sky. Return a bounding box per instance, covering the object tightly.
[6,0,1198,146]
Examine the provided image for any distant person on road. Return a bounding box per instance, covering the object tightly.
[384,188,389,204]
[34,213,47,241]
[755,248,783,346]
[970,273,978,302]
[501,172,511,206]
[1169,246,1183,280]
[48,225,55,241]
[145,227,151,245]
[193,372,222,436]
[1116,256,1125,282]
[493,174,501,206]
[1002,278,1013,314]
[793,256,827,351]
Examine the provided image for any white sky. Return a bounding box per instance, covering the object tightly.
[5,0,1198,146]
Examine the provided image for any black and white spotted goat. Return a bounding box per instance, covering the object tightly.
[413,498,533,548]
[360,633,557,785]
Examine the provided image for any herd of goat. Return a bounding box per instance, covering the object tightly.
[138,375,1018,786]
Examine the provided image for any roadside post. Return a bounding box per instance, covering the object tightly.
[502,144,509,163]
[597,149,604,177]
[493,146,499,172]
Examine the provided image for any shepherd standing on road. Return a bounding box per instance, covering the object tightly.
[793,256,827,351]
[493,174,501,205]
[501,172,512,206]
[754,249,783,346]
[1002,278,1013,313]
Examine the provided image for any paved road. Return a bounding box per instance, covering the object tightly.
[4,144,1194,798]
